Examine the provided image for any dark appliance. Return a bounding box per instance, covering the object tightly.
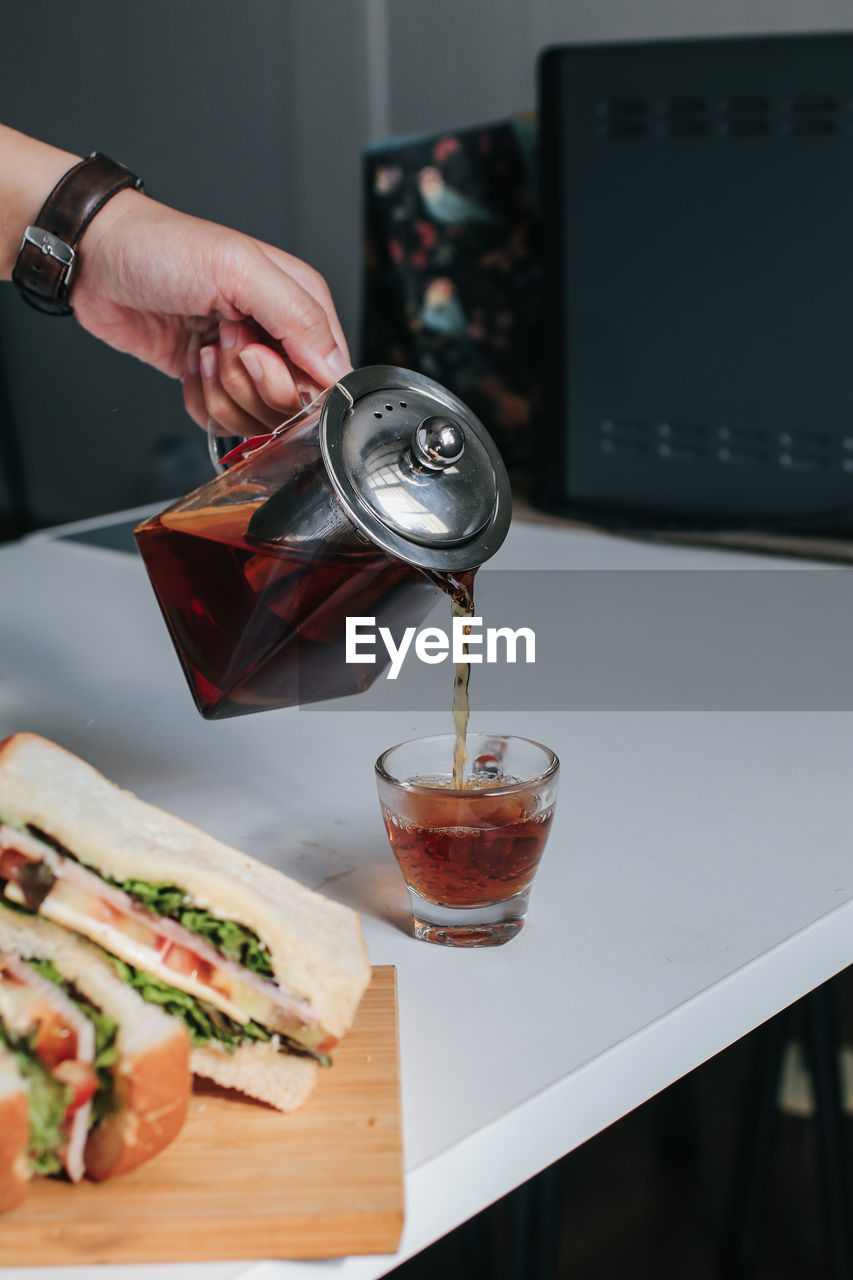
[538,34,853,534]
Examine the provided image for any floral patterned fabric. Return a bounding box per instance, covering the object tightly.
[361,117,541,467]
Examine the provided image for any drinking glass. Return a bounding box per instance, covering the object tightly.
[375,732,559,947]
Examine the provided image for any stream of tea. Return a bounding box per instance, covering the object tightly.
[379,571,557,919]
[425,569,477,788]
[451,592,474,787]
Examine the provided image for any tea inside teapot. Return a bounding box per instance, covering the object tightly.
[134,366,510,720]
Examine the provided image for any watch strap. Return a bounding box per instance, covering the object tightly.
[12,153,143,317]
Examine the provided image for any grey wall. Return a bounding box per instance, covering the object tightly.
[0,0,300,525]
[383,0,853,134]
[2,0,852,527]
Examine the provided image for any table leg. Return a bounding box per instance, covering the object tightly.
[503,1162,564,1280]
[722,1006,789,1278]
[803,983,852,1280]
[0,347,29,539]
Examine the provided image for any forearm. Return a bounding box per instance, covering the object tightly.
[0,125,79,279]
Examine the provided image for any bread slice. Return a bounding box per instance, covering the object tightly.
[0,906,190,1181]
[191,1040,318,1112]
[0,1048,29,1211]
[0,733,370,1042]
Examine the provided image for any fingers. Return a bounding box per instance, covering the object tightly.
[182,324,305,436]
[198,345,276,438]
[219,321,299,426]
[237,343,315,412]
[224,241,352,392]
[181,339,257,437]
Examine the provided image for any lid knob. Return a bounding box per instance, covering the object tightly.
[412,415,465,470]
[319,366,512,569]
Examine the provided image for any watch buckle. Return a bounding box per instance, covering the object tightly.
[21,226,76,284]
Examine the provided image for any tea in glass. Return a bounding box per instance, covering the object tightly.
[376,733,559,946]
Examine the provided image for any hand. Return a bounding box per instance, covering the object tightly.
[73,188,352,433]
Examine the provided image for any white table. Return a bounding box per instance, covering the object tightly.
[1,511,851,1280]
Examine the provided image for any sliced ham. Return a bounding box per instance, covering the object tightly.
[0,824,53,863]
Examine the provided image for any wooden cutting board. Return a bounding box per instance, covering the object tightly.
[0,966,403,1264]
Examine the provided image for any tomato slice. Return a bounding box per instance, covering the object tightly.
[0,848,32,881]
[155,935,173,961]
[163,944,215,986]
[52,1059,99,1114]
[33,1007,78,1071]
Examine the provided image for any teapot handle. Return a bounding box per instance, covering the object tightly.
[206,425,253,473]
[206,385,334,474]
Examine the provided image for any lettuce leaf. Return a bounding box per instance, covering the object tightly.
[176,910,274,979]
[0,1020,71,1176]
[105,955,270,1049]
[105,956,329,1066]
[100,878,275,980]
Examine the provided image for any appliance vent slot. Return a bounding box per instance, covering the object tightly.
[781,94,837,135]
[596,100,648,138]
[657,422,709,461]
[599,422,852,473]
[599,418,650,454]
[656,97,709,138]
[717,427,771,465]
[718,95,772,138]
[596,92,839,139]
[843,437,853,473]
[778,430,833,470]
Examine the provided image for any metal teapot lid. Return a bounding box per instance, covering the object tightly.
[320,366,511,572]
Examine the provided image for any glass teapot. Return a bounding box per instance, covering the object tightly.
[135,366,511,718]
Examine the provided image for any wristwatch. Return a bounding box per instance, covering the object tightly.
[12,152,143,316]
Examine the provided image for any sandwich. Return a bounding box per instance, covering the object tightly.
[0,733,371,1112]
[0,1047,29,1211]
[0,904,190,1191]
